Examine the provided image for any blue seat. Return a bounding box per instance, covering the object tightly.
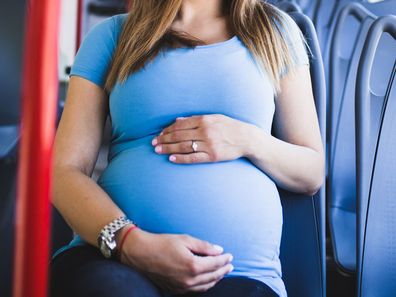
[327,2,378,274]
[315,0,353,54]
[362,0,396,17]
[294,0,320,20]
[269,0,319,18]
[320,0,396,89]
[279,11,326,297]
[355,15,396,297]
[328,3,376,158]
[276,1,303,13]
[0,126,19,160]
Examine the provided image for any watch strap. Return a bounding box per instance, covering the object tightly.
[98,216,135,258]
[100,216,132,239]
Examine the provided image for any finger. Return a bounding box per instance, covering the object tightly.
[155,129,201,145]
[187,280,218,293]
[189,263,234,287]
[155,140,207,155]
[162,114,224,136]
[169,152,211,164]
[192,253,233,274]
[161,115,206,135]
[183,236,225,256]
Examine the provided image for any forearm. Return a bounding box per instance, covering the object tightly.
[52,165,125,247]
[243,124,324,195]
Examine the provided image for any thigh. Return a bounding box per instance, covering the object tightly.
[174,276,279,297]
[50,244,164,297]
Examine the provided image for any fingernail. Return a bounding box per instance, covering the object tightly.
[213,244,223,253]
[176,117,185,120]
[169,155,176,162]
[229,265,234,272]
[155,145,162,153]
[152,138,157,146]
[228,254,233,262]
[159,131,164,135]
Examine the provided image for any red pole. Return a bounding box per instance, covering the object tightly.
[13,0,61,296]
[76,0,84,54]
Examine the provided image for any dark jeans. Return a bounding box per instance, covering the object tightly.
[50,244,279,297]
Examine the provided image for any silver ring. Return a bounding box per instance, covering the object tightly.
[191,140,198,152]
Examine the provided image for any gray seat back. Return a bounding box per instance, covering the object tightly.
[362,0,396,16]
[355,15,396,297]
[329,3,376,159]
[276,1,302,13]
[327,2,377,274]
[294,0,321,20]
[315,0,352,53]
[279,11,326,297]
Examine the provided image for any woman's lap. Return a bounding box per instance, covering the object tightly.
[50,244,162,297]
[50,245,279,297]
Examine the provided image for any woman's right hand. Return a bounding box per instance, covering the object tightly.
[118,228,234,294]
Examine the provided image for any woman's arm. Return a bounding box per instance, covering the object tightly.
[152,65,324,196]
[52,76,125,246]
[52,76,232,294]
[245,65,325,195]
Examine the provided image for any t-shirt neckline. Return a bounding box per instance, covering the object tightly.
[172,35,239,50]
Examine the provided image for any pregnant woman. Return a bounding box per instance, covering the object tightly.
[50,0,324,297]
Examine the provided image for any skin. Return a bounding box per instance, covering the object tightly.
[52,0,324,294]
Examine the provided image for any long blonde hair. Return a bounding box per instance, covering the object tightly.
[105,0,299,93]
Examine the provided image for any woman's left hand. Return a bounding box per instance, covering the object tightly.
[151,114,255,164]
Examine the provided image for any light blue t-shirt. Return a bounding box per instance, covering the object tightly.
[55,10,309,297]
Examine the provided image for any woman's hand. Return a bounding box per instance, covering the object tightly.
[152,114,255,164]
[118,228,234,294]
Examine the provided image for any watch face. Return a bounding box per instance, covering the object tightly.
[103,246,112,258]
[99,237,112,258]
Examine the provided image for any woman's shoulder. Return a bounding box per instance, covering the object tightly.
[269,6,304,46]
[70,13,128,88]
[86,13,128,43]
[266,5,310,76]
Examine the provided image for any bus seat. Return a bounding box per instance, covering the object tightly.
[289,9,327,284]
[276,1,303,13]
[355,15,396,297]
[269,0,319,19]
[329,3,376,160]
[327,2,379,274]
[315,0,352,54]
[279,11,326,297]
[0,126,19,160]
[294,0,320,20]
[362,0,396,17]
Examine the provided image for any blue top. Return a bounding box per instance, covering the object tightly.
[55,10,309,297]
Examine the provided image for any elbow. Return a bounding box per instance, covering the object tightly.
[305,185,320,197]
[304,171,325,196]
[304,150,325,196]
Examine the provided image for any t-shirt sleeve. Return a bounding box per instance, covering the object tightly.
[276,10,310,78]
[70,16,118,88]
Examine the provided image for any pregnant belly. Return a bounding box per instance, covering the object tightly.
[98,136,283,279]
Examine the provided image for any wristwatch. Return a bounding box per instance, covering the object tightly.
[97,216,135,259]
